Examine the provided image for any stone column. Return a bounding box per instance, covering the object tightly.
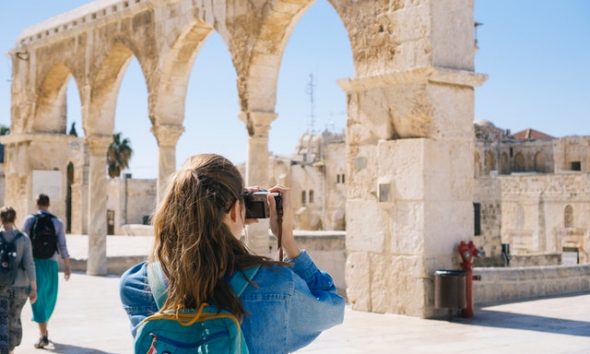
[152,124,185,203]
[86,135,111,276]
[340,68,486,318]
[239,111,277,256]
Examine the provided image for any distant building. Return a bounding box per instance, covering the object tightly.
[473,121,590,264]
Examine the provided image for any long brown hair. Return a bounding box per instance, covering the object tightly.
[152,153,280,319]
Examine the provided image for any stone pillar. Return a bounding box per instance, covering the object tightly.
[152,124,185,203]
[340,68,486,318]
[86,135,111,276]
[239,111,277,256]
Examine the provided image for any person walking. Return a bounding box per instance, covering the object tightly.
[120,154,345,353]
[22,194,71,349]
[0,206,37,354]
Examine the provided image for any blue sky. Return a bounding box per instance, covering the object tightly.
[1,1,589,178]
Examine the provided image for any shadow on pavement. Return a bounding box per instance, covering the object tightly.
[46,341,118,354]
[456,309,590,337]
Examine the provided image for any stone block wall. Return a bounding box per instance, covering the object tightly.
[474,264,590,306]
[107,178,157,234]
[474,178,502,256]
[269,231,346,290]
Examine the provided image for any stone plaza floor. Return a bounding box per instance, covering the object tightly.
[12,235,590,353]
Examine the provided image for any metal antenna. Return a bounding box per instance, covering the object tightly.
[306,73,316,133]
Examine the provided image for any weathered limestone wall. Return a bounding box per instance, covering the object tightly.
[0,134,85,226]
[473,177,502,257]
[554,137,590,173]
[474,264,590,305]
[323,140,346,230]
[107,177,156,234]
[269,231,346,290]
[500,174,590,263]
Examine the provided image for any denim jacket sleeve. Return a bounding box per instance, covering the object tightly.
[119,262,158,337]
[285,250,345,352]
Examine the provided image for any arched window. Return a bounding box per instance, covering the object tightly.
[564,205,574,228]
[484,151,495,176]
[534,152,545,173]
[500,152,510,175]
[513,152,526,172]
[474,152,481,178]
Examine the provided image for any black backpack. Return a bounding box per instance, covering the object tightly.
[0,231,22,286]
[30,213,58,259]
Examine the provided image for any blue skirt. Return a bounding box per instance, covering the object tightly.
[31,259,58,323]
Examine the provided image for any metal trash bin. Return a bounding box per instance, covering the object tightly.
[434,270,466,309]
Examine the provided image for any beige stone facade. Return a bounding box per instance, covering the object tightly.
[473,123,590,264]
[3,0,484,317]
[267,131,346,231]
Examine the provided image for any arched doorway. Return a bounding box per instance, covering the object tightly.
[66,162,74,233]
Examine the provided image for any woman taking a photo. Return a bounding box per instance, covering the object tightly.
[120,153,344,353]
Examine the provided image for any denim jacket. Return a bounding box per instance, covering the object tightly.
[119,250,345,353]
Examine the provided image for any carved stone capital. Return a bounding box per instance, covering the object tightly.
[239,111,277,138]
[151,124,185,147]
[86,135,111,155]
[338,67,488,93]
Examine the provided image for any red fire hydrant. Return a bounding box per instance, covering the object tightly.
[458,241,478,318]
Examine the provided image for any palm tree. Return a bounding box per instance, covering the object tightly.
[0,125,10,136]
[107,132,133,178]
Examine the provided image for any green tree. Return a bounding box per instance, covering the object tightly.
[0,125,10,136]
[107,132,133,178]
[69,122,78,136]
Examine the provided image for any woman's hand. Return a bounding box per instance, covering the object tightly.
[268,185,300,259]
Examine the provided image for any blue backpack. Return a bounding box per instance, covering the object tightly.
[134,262,259,354]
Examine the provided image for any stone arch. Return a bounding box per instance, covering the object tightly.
[32,64,84,134]
[474,151,481,178]
[484,150,495,176]
[150,21,214,126]
[534,151,545,173]
[241,0,315,112]
[87,42,153,135]
[500,152,510,175]
[564,205,574,228]
[513,152,525,172]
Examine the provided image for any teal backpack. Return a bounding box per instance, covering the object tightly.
[134,262,259,354]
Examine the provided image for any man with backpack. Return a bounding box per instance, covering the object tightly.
[22,194,71,350]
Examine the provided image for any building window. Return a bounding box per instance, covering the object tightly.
[513,152,525,172]
[474,203,481,236]
[337,175,340,183]
[309,190,314,204]
[564,205,574,228]
[301,191,306,205]
[570,161,581,171]
[341,174,345,184]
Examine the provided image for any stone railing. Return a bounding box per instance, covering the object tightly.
[270,231,347,291]
[473,264,590,306]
